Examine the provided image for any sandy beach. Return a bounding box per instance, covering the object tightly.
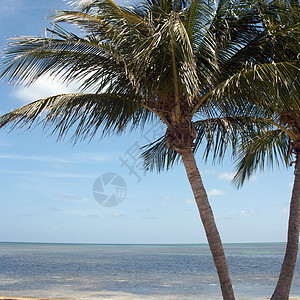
[1,297,300,300]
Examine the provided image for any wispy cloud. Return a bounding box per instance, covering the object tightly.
[0,169,95,179]
[48,207,61,212]
[249,175,257,182]
[11,75,80,104]
[19,212,38,217]
[0,138,11,147]
[66,209,101,217]
[84,214,100,218]
[74,152,112,162]
[135,209,151,213]
[218,172,235,181]
[0,152,112,164]
[0,0,23,15]
[239,210,257,217]
[54,193,89,203]
[218,209,259,220]
[207,189,225,197]
[19,207,61,217]
[200,169,216,175]
[185,198,194,205]
[280,208,289,214]
[0,153,71,163]
[218,171,257,183]
[111,212,126,218]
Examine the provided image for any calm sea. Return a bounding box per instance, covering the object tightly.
[0,242,299,299]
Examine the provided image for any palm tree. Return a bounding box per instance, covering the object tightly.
[233,97,300,296]
[233,123,299,299]
[232,2,300,299]
[0,0,297,298]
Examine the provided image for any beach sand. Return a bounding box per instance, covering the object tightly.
[1,297,300,300]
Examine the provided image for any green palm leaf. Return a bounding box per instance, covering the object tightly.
[141,116,270,171]
[233,129,291,188]
[0,93,151,142]
[213,60,300,115]
[142,136,180,172]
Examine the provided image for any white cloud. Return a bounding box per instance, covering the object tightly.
[185,198,194,205]
[0,153,71,163]
[20,212,38,217]
[74,152,112,162]
[249,175,257,182]
[12,75,80,104]
[218,172,235,181]
[200,169,216,175]
[54,193,89,203]
[135,209,151,212]
[67,209,102,217]
[207,189,225,197]
[218,209,258,220]
[239,210,257,217]
[218,171,257,183]
[0,168,95,179]
[69,0,90,7]
[111,212,125,218]
[0,152,112,164]
[280,208,289,214]
[161,195,171,200]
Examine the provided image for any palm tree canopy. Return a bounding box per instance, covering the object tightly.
[0,0,299,163]
[230,0,300,187]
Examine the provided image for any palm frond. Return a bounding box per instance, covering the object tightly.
[209,0,299,82]
[52,0,149,36]
[186,0,216,49]
[50,10,114,35]
[212,60,300,116]
[210,0,262,64]
[193,116,270,163]
[172,13,199,99]
[141,116,270,172]
[0,25,130,91]
[141,136,180,172]
[0,93,151,142]
[233,128,291,188]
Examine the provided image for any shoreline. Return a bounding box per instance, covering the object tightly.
[1,297,300,300]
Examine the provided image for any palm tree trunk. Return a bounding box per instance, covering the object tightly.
[271,155,300,300]
[180,147,235,300]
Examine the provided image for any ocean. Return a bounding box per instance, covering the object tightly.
[0,242,299,299]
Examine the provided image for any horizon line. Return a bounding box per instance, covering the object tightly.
[0,241,288,245]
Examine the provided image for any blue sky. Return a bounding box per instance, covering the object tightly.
[0,0,294,244]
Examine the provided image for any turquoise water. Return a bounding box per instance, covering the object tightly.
[0,242,299,299]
